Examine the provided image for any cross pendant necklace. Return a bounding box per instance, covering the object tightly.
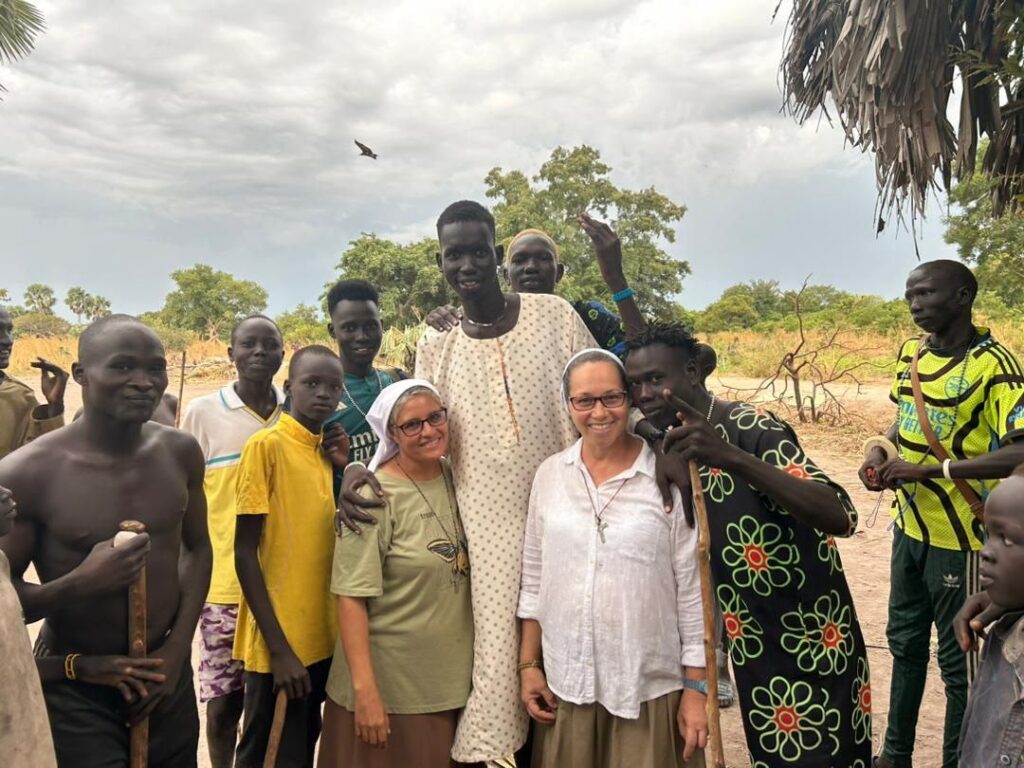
[578,466,631,543]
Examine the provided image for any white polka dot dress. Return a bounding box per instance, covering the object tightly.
[416,293,596,762]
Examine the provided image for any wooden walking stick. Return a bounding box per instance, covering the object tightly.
[688,462,726,768]
[263,688,288,768]
[116,520,149,768]
[174,350,187,428]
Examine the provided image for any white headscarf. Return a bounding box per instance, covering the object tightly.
[366,378,442,471]
[560,348,626,411]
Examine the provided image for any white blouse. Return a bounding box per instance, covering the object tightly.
[517,438,705,719]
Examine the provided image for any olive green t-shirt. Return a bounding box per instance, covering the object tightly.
[325,461,473,714]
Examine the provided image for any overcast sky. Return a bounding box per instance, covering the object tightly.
[1,0,957,318]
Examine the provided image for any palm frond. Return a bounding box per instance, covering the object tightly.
[0,0,45,95]
[781,0,1024,224]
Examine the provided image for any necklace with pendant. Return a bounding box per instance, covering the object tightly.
[395,459,469,588]
[578,467,631,543]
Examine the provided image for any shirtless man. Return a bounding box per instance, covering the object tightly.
[0,314,212,768]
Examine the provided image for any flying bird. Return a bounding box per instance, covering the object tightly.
[355,140,378,159]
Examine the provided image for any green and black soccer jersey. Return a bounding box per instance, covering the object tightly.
[888,328,1024,550]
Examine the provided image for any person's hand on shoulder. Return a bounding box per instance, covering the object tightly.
[424,305,461,332]
[336,463,384,534]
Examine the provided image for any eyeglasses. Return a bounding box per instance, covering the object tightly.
[568,391,628,412]
[393,408,448,436]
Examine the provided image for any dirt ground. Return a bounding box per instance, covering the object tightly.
[21,372,948,768]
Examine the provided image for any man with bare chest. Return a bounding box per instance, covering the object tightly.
[0,315,212,768]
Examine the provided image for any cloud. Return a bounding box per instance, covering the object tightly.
[0,0,952,316]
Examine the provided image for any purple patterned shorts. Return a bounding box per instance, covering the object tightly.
[198,602,244,702]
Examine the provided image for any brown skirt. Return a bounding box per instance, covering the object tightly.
[317,697,460,768]
[531,690,706,768]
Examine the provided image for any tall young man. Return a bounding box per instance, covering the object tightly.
[180,315,286,768]
[324,279,405,495]
[859,260,1024,768]
[340,201,596,766]
[0,306,68,459]
[0,314,212,767]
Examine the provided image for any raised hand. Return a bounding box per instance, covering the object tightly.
[579,213,626,290]
[662,391,737,469]
[31,357,68,411]
[336,463,384,534]
[322,422,350,469]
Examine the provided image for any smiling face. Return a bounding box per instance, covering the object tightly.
[229,317,284,383]
[390,391,449,465]
[285,353,344,428]
[979,476,1024,611]
[329,299,383,371]
[73,322,168,423]
[506,235,563,294]
[624,342,702,431]
[566,359,630,448]
[437,220,501,300]
[0,308,13,370]
[904,265,972,335]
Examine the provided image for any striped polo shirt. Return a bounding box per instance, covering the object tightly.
[180,383,285,603]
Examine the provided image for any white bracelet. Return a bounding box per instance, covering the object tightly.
[942,458,953,480]
[343,461,367,473]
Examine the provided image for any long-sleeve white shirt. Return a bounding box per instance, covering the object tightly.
[517,438,705,719]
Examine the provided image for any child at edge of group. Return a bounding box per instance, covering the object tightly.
[324,279,408,497]
[179,315,287,768]
[232,345,348,768]
[955,470,1024,768]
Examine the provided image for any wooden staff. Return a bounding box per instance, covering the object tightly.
[116,520,148,768]
[263,688,288,768]
[174,350,187,428]
[688,462,726,768]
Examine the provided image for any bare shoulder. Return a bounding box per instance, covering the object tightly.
[145,422,203,472]
[0,423,80,504]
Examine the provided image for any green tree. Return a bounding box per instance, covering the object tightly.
[84,294,111,321]
[330,236,451,329]
[720,280,785,321]
[13,312,69,338]
[23,283,55,314]
[0,0,45,97]
[0,288,9,304]
[275,303,331,346]
[697,294,760,332]
[157,264,268,339]
[486,145,689,322]
[65,286,89,323]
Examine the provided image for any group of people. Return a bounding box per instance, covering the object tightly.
[0,199,1022,768]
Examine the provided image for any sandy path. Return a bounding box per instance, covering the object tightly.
[20,374,945,767]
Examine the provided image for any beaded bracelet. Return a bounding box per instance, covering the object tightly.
[64,653,81,681]
[611,287,634,302]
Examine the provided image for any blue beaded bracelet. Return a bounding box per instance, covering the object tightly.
[683,678,708,695]
[611,287,634,302]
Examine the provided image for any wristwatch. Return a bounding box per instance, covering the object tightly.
[683,678,708,695]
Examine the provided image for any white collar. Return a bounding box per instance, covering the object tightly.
[220,382,285,411]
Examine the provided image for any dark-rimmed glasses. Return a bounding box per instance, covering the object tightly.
[393,408,449,436]
[568,391,628,412]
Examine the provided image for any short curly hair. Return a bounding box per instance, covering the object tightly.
[623,322,700,362]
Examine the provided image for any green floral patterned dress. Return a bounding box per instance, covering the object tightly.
[705,402,871,767]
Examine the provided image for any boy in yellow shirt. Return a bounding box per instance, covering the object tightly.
[233,345,346,768]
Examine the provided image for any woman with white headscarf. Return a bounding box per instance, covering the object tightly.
[319,379,472,768]
[517,349,708,768]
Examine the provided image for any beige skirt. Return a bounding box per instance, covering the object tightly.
[317,697,460,768]
[531,690,706,768]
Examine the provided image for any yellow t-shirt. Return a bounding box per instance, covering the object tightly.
[232,413,337,672]
[180,384,284,604]
[889,329,1024,550]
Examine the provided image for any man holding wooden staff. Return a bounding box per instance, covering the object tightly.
[0,314,212,768]
[624,322,871,767]
[858,260,1024,768]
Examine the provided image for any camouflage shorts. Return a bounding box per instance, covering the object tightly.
[198,602,244,702]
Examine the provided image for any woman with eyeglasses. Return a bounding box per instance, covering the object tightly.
[517,349,708,768]
[318,379,472,768]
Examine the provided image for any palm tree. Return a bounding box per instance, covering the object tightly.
[0,0,45,96]
[779,0,1024,223]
